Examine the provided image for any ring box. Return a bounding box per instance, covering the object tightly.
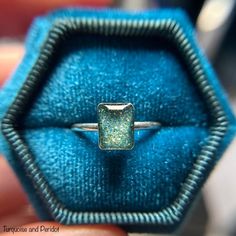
[0,9,235,233]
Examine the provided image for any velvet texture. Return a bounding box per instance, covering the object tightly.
[0,9,235,232]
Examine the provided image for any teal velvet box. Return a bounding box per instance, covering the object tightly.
[0,8,236,233]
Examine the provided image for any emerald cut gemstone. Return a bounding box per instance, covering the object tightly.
[98,103,134,150]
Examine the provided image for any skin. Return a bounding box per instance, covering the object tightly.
[0,1,127,235]
[0,0,112,36]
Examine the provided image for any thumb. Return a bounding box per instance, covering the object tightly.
[0,222,127,236]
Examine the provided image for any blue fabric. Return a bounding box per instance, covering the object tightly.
[0,8,235,232]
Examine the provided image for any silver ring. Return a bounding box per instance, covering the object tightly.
[72,121,161,132]
[72,103,161,150]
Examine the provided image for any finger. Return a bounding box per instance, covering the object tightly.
[0,156,29,217]
[0,0,112,36]
[0,205,38,232]
[0,43,24,87]
[0,222,127,236]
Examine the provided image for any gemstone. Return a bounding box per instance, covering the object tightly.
[98,103,134,150]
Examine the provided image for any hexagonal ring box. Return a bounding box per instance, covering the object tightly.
[0,9,235,233]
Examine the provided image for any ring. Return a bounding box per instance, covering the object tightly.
[71,103,161,150]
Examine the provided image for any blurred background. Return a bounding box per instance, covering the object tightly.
[0,0,235,235]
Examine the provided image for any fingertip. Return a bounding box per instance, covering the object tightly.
[0,43,24,86]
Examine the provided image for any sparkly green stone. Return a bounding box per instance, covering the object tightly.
[98,103,134,150]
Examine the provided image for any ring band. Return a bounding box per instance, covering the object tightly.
[71,121,161,132]
[72,103,161,150]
